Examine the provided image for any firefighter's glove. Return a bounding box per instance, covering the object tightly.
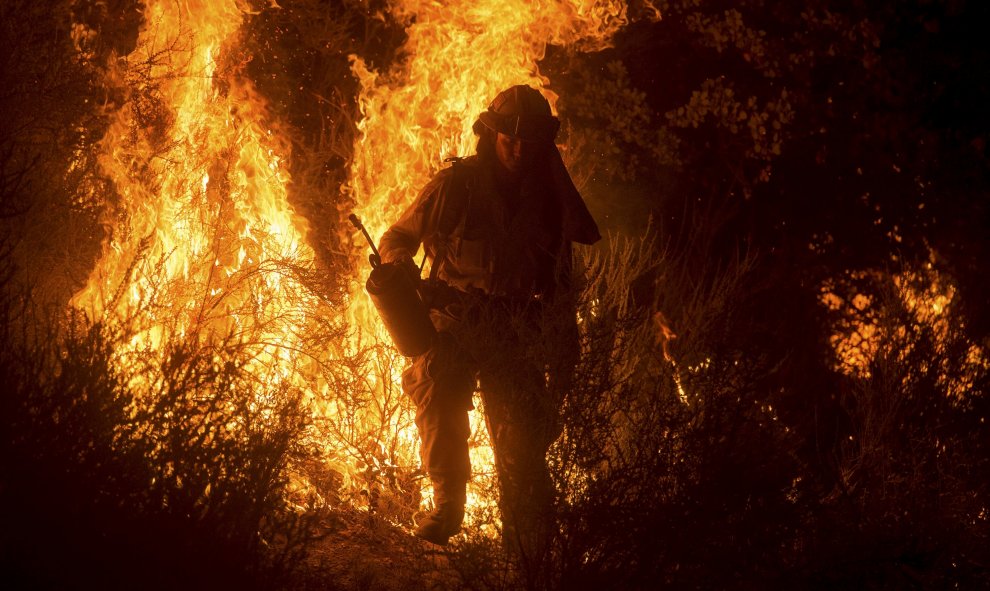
[389,252,421,283]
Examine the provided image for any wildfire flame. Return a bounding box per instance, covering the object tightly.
[70,0,342,498]
[345,0,628,525]
[71,1,313,360]
[71,0,628,533]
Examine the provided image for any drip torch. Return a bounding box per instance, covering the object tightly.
[349,214,437,357]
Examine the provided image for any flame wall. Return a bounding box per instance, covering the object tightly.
[71,0,629,530]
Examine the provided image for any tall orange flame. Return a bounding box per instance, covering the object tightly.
[72,0,313,366]
[72,0,629,533]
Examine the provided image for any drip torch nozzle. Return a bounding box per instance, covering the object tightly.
[348,213,382,268]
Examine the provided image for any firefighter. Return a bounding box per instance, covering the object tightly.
[378,85,600,551]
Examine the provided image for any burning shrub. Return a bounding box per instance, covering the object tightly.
[802,266,990,588]
[445,225,988,590]
[533,231,805,589]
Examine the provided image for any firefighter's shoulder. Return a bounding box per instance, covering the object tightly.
[436,155,480,182]
[418,156,477,202]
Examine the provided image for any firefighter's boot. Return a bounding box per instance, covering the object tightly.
[414,478,467,546]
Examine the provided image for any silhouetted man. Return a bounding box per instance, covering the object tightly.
[378,85,600,552]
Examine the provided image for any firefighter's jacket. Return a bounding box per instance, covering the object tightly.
[378,153,600,300]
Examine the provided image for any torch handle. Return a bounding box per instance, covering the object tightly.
[348,213,382,268]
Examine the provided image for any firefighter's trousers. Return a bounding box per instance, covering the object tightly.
[401,306,558,556]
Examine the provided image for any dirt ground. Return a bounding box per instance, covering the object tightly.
[293,508,468,591]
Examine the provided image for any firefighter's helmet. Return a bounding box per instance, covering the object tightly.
[473,85,560,142]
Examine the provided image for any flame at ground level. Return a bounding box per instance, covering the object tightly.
[69,0,629,535]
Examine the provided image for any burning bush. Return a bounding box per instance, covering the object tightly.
[442,230,988,591]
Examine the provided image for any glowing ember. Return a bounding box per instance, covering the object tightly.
[821,258,984,395]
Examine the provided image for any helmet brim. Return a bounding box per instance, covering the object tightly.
[476,110,560,143]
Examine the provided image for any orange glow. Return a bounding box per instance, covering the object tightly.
[70,0,346,501]
[822,261,984,394]
[71,1,314,375]
[72,0,628,533]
